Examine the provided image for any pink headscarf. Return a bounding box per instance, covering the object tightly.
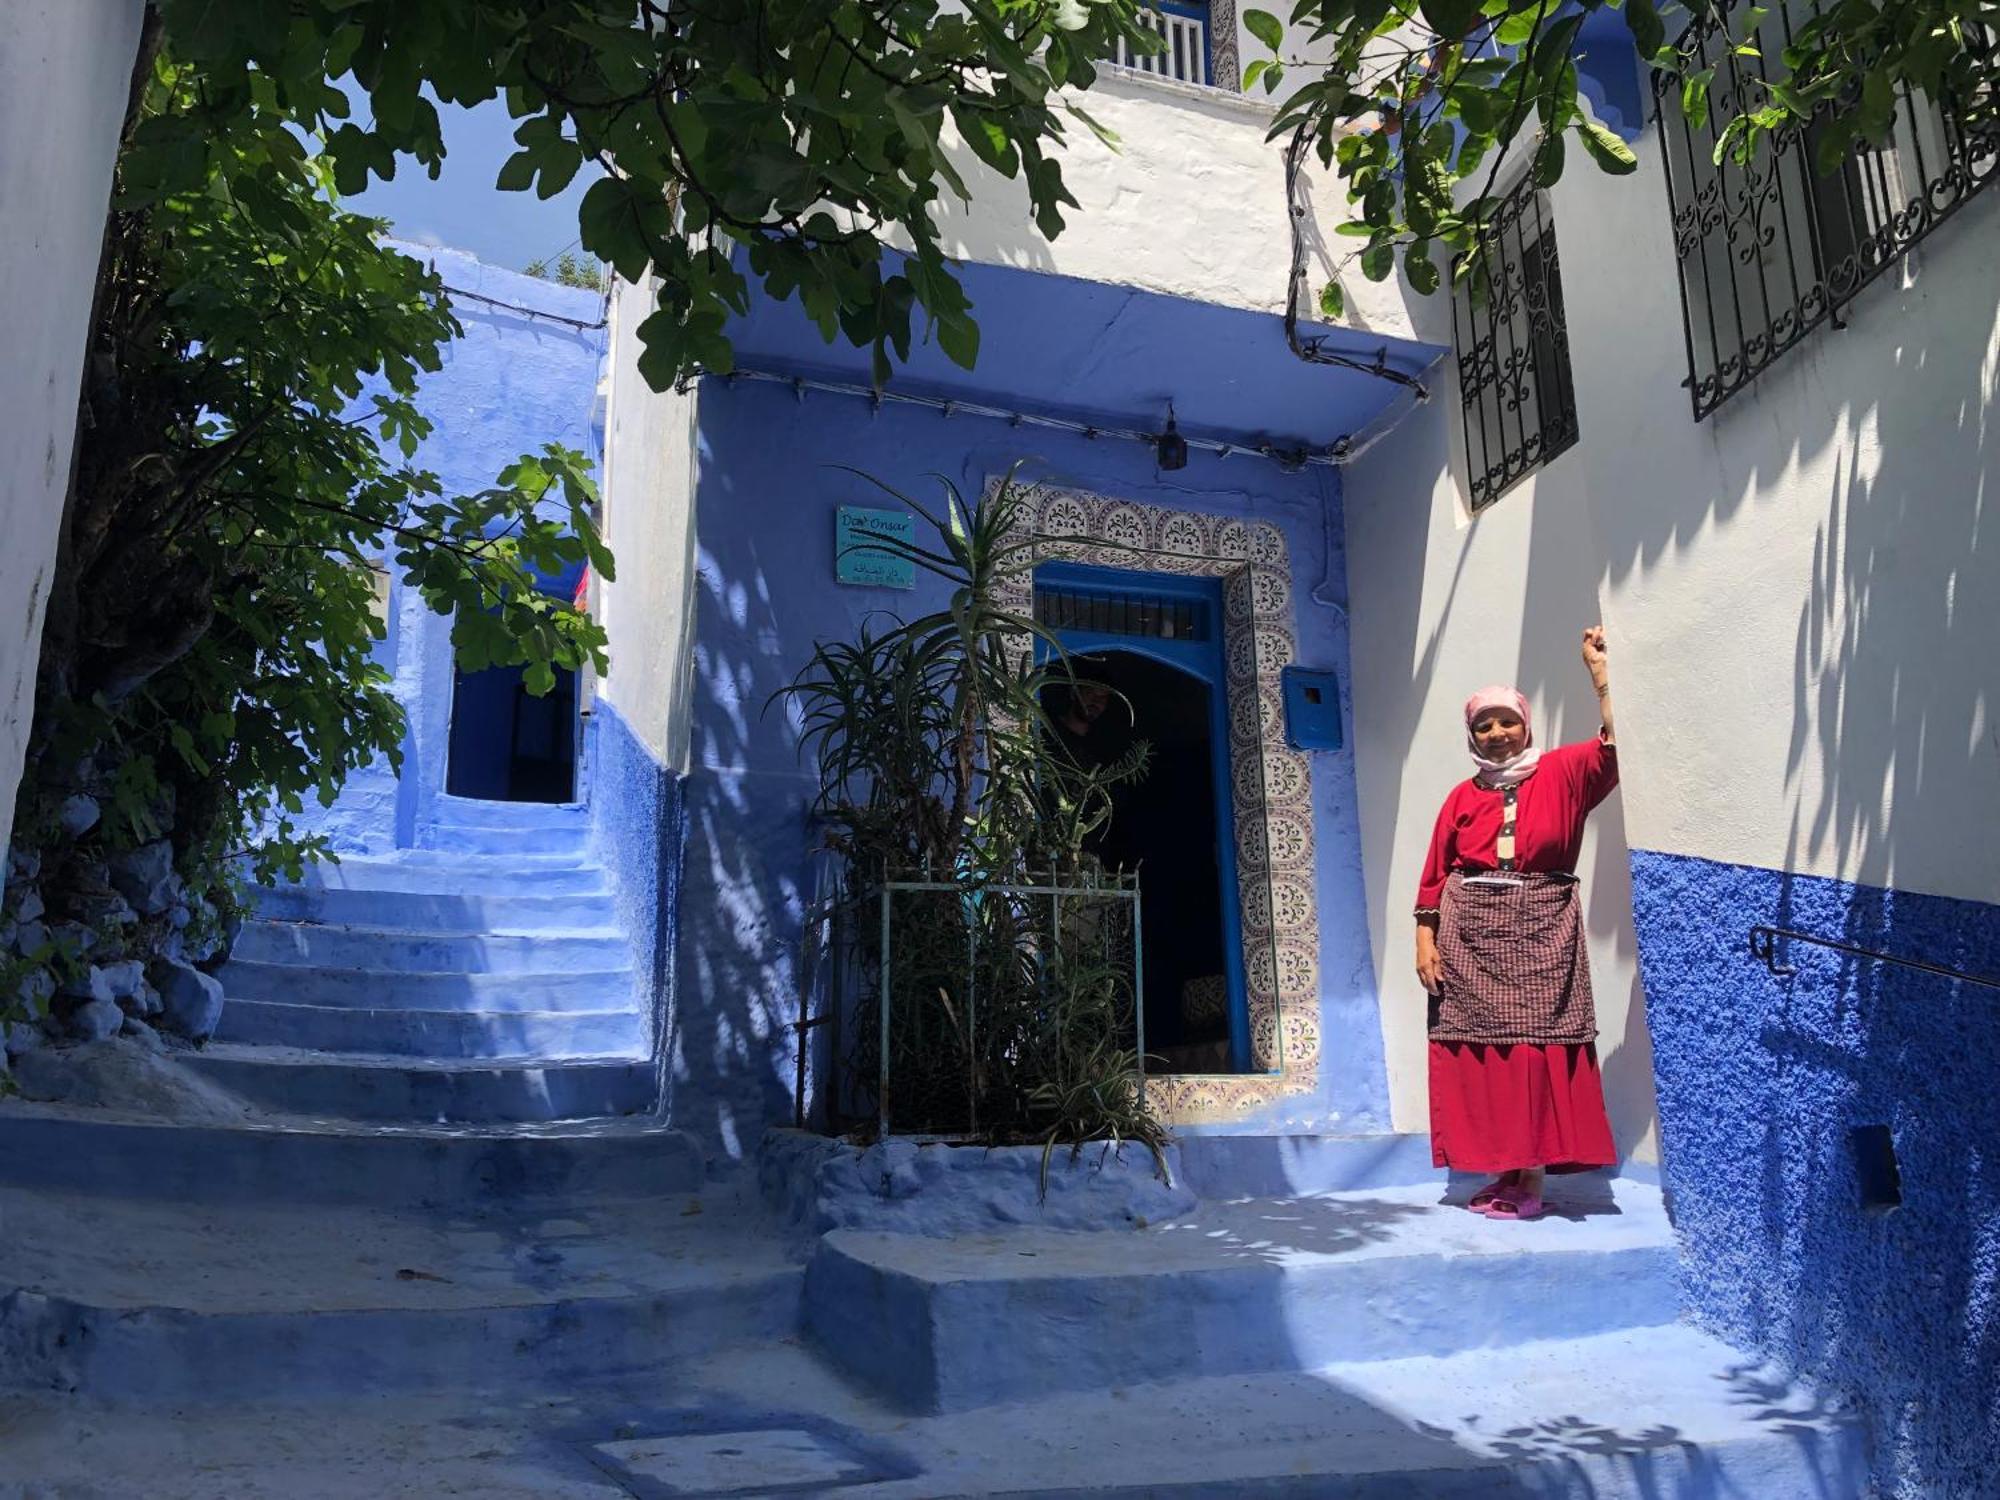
[1464,684,1542,787]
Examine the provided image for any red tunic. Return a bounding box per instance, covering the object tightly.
[1415,736,1620,914]
[1418,736,1620,1175]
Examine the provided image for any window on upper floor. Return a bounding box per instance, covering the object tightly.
[1112,1,1219,88]
[1657,0,1999,420]
[1451,172,1581,512]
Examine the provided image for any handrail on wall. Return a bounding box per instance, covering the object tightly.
[1748,925,2000,992]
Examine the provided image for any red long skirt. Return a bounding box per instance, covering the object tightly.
[1428,1039,1617,1174]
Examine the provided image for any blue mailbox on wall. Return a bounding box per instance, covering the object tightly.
[1281,666,1344,752]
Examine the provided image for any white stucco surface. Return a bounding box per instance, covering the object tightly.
[1344,109,2000,1150]
[0,1,144,871]
[920,69,1415,341]
[596,275,700,773]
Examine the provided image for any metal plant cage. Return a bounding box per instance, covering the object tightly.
[794,864,1145,1139]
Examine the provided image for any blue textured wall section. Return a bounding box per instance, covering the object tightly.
[680,334,1393,1155]
[587,701,683,1111]
[1630,848,2000,1499]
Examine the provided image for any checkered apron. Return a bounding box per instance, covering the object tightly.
[1430,871,1597,1045]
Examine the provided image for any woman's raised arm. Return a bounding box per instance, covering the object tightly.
[1582,625,1613,746]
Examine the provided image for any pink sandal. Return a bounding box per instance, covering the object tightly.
[1467,1177,1513,1213]
[1485,1190,1546,1221]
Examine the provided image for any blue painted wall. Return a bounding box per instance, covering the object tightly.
[586,700,683,1108]
[1630,849,2000,1498]
[298,247,606,850]
[675,366,1391,1157]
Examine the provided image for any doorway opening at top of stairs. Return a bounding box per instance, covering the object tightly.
[446,602,580,803]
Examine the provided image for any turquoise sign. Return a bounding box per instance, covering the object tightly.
[835,505,916,589]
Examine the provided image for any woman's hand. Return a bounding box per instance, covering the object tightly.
[1581,624,1608,675]
[1415,923,1443,994]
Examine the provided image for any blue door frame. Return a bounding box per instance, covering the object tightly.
[1034,561,1254,1073]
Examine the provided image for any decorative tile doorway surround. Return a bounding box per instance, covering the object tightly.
[995,481,1321,1124]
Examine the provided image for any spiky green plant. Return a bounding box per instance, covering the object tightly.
[781,467,1167,1175]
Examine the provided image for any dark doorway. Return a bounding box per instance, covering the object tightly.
[1044,650,1237,1073]
[445,659,578,803]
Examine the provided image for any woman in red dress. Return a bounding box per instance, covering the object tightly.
[1413,626,1619,1220]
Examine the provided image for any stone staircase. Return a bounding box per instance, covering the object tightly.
[196,796,656,1123]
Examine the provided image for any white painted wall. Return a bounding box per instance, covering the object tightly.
[595,273,700,772]
[921,68,1415,339]
[0,1,144,872]
[1344,105,2000,1153]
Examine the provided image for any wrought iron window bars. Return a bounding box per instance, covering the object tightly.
[1452,172,1581,511]
[1657,0,1999,420]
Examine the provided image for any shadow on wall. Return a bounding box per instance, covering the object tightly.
[1592,195,2000,912]
[1603,202,2000,1495]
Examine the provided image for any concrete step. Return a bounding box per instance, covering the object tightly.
[0,1324,1867,1496]
[0,1108,705,1208]
[292,852,608,897]
[1173,1131,1448,1197]
[213,998,649,1060]
[429,794,589,833]
[232,918,629,975]
[218,958,634,1013]
[0,1187,797,1401]
[253,882,618,933]
[184,1045,657,1124]
[414,822,590,857]
[808,1181,1683,1413]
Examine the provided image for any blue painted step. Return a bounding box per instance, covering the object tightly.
[254,883,616,932]
[231,918,628,974]
[184,1046,657,1123]
[428,794,589,833]
[218,958,633,1013]
[288,853,609,897]
[807,1181,1684,1413]
[0,1190,797,1400]
[1174,1132,1448,1196]
[213,998,648,1060]
[414,822,589,857]
[0,1113,705,1208]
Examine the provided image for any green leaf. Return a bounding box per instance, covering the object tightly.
[1420,0,1482,38]
[1625,0,1666,60]
[1533,129,1566,185]
[1360,236,1396,281]
[1406,244,1442,295]
[1244,8,1285,53]
[1318,280,1346,318]
[937,314,980,370]
[1682,69,1714,130]
[1576,117,1638,173]
[496,148,537,193]
[1494,6,1544,47]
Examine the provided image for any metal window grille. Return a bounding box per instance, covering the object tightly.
[1452,174,1580,511]
[1114,2,1211,86]
[1657,1,2000,420]
[1034,585,1210,642]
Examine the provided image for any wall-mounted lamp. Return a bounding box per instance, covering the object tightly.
[1156,404,1189,471]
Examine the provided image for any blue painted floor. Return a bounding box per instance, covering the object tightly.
[0,800,1869,1496]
